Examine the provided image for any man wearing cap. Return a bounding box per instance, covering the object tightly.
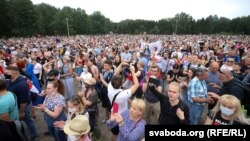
[217,69,246,103]
[209,69,249,115]
[5,65,37,140]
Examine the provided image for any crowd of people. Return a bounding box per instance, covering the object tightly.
[0,34,250,141]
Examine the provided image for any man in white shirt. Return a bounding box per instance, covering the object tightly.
[107,62,139,140]
[108,62,139,113]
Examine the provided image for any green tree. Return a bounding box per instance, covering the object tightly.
[8,0,37,36]
[0,0,12,37]
[34,3,59,35]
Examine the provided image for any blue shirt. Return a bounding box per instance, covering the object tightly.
[106,110,146,141]
[121,52,132,62]
[223,55,241,63]
[206,72,222,94]
[0,91,19,120]
[139,57,148,71]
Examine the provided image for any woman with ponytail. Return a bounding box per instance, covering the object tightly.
[34,80,67,141]
[78,78,101,140]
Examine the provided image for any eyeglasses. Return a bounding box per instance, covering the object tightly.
[151,70,158,72]
[227,61,233,63]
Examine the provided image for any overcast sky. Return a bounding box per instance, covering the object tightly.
[31,0,250,22]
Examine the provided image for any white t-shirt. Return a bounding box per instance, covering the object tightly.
[108,83,132,114]
[33,63,42,74]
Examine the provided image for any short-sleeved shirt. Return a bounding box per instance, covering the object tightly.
[44,94,66,111]
[33,63,42,74]
[121,52,132,62]
[108,83,132,113]
[44,94,66,127]
[6,76,31,109]
[0,91,19,120]
[188,77,208,105]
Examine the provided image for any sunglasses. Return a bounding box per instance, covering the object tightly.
[227,61,233,63]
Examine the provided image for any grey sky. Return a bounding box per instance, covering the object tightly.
[31,0,250,22]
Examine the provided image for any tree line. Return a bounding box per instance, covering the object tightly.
[1,0,250,38]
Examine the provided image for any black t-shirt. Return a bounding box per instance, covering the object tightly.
[208,111,242,125]
[36,57,47,65]
[149,86,190,125]
[167,70,183,82]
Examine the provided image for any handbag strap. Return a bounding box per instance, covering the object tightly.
[111,91,122,108]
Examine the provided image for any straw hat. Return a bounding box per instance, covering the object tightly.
[64,115,90,136]
[85,78,96,86]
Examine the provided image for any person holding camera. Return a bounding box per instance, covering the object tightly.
[142,64,163,124]
[107,62,139,141]
[148,81,190,124]
[167,64,182,83]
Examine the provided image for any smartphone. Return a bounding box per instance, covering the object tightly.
[149,77,160,86]
[113,102,119,113]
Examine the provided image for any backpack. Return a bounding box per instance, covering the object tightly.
[14,120,32,141]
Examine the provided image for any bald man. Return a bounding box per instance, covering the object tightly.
[206,62,222,109]
[206,62,222,94]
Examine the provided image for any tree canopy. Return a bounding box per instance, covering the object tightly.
[1,0,250,38]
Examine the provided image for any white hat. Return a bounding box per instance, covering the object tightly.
[64,115,90,136]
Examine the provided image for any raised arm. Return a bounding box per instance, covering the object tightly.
[129,65,139,95]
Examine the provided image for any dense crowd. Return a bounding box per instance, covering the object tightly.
[0,34,250,141]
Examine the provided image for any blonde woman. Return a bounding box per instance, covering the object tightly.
[60,55,75,100]
[106,99,146,141]
[54,96,89,141]
[204,95,249,125]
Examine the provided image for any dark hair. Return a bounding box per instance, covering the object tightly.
[173,64,180,69]
[48,80,65,95]
[104,60,113,67]
[0,79,6,91]
[111,75,123,89]
[199,54,207,60]
[188,68,197,79]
